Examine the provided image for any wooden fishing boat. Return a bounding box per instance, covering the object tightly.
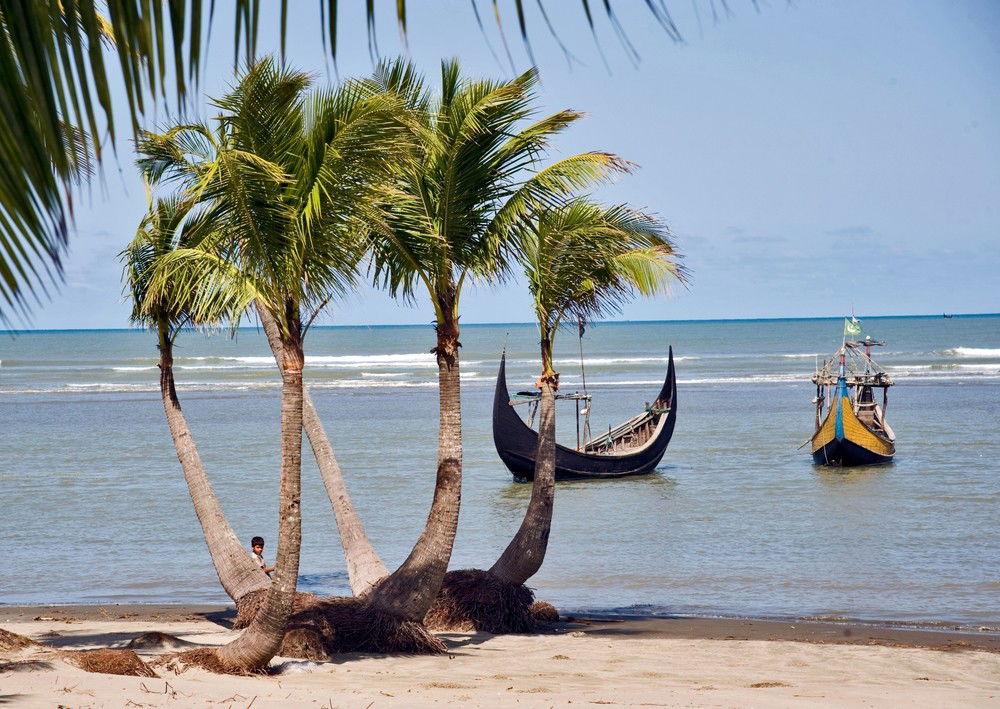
[493,348,677,481]
[810,337,895,466]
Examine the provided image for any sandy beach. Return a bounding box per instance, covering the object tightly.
[2,605,998,708]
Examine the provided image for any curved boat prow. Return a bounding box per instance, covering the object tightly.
[658,346,677,409]
[493,347,678,481]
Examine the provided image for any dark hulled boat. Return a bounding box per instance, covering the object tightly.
[493,348,677,481]
[810,337,896,466]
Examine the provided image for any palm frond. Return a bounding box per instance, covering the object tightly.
[132,56,415,336]
[519,198,686,363]
[4,0,734,319]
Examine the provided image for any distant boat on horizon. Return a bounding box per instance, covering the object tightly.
[943,313,954,318]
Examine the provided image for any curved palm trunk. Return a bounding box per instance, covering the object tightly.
[215,331,305,671]
[157,325,271,602]
[368,310,463,621]
[257,305,389,595]
[490,374,557,584]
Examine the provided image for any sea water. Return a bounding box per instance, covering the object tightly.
[1,315,998,625]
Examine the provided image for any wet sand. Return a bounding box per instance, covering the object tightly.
[2,604,998,707]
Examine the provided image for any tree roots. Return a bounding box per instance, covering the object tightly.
[529,600,560,623]
[231,593,446,662]
[280,597,446,659]
[424,569,536,634]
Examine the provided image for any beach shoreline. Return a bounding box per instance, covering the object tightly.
[3,602,998,652]
[2,603,998,708]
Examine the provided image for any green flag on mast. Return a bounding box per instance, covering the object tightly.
[844,316,862,338]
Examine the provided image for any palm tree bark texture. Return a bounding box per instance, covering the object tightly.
[156,322,272,604]
[257,305,388,596]
[208,325,307,671]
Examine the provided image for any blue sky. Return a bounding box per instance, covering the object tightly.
[26,0,1000,329]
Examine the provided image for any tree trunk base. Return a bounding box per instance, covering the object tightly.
[233,589,321,630]
[424,569,536,634]
[281,597,446,658]
[231,592,446,661]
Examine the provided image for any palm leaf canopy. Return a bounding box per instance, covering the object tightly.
[134,57,415,335]
[520,198,687,374]
[368,58,631,323]
[121,195,256,335]
[2,0,699,321]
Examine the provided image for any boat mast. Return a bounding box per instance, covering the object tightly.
[576,321,590,450]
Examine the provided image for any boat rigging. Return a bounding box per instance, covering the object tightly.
[810,332,896,466]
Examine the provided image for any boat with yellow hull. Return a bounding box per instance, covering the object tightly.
[810,333,896,466]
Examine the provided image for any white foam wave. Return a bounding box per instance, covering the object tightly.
[946,347,1000,358]
[308,380,436,389]
[64,382,158,392]
[677,374,808,385]
[782,353,820,359]
[177,353,488,370]
[111,366,157,372]
[894,374,1000,383]
[553,356,693,367]
[892,363,1000,375]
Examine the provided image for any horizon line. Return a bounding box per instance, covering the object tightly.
[3,311,998,335]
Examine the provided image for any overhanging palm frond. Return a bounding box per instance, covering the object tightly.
[3,0,742,320]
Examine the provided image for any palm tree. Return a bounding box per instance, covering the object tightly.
[362,59,630,628]
[137,58,411,670]
[121,196,272,606]
[426,199,684,633]
[491,199,685,583]
[1,1,697,320]
[256,307,389,596]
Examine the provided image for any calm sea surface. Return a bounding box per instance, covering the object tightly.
[1,316,998,625]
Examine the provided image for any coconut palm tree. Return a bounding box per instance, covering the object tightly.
[426,199,684,633]
[121,196,272,606]
[361,59,631,626]
[136,58,411,670]
[491,199,685,584]
[1,1,697,321]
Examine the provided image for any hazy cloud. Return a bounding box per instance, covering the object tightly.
[825,225,874,238]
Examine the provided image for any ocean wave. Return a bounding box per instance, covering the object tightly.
[8,369,1000,396]
[175,353,488,370]
[183,353,441,367]
[891,363,1000,375]
[781,353,820,359]
[945,347,1000,358]
[955,363,1000,372]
